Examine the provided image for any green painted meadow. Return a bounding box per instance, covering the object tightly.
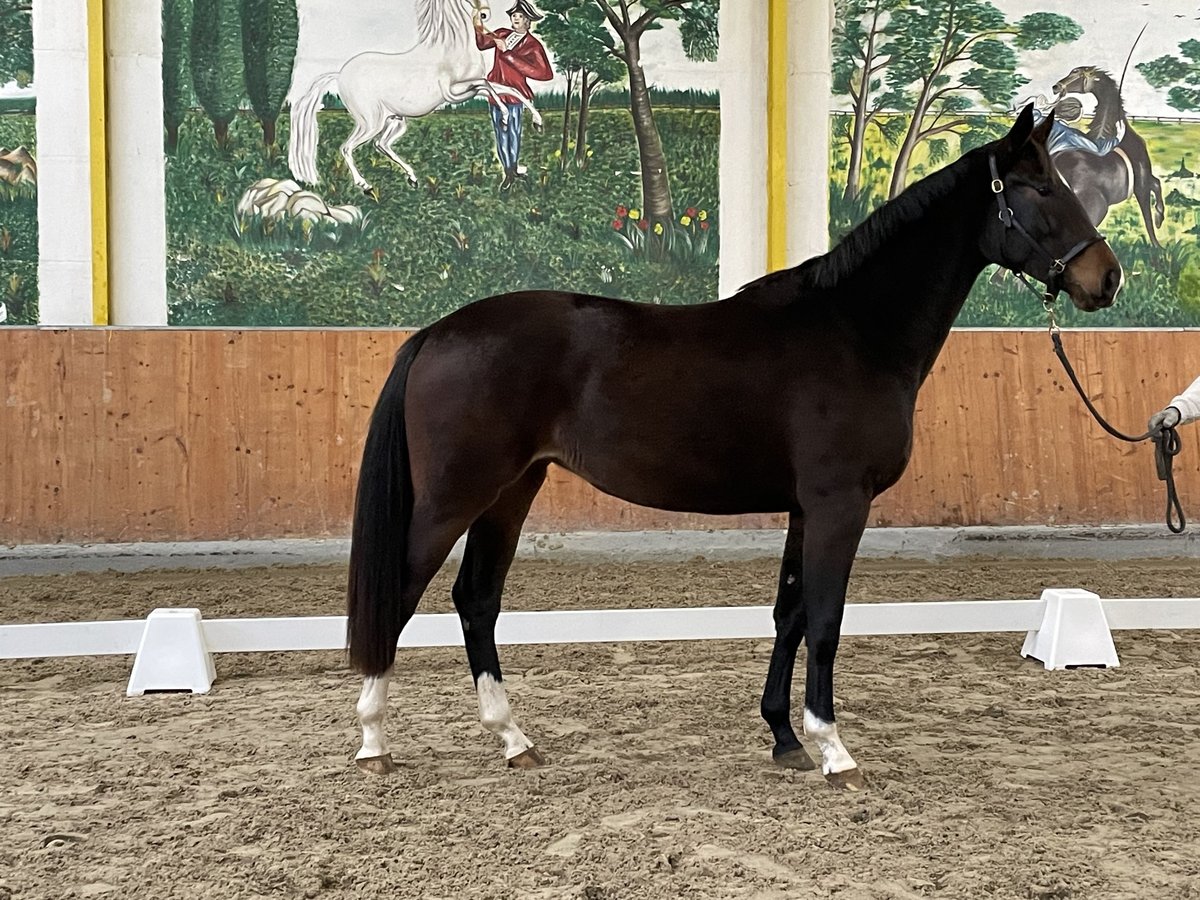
[166,104,720,326]
[0,112,37,326]
[829,115,1200,328]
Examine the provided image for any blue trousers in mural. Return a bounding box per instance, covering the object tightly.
[490,101,524,172]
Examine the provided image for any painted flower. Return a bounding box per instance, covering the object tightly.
[616,205,628,217]
[612,219,623,230]
[653,222,664,235]
[680,215,692,227]
[700,221,710,231]
[686,207,698,218]
[698,210,708,221]
[629,208,641,220]
[637,219,648,231]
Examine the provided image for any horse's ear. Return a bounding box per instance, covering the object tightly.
[1031,108,1056,146]
[1006,103,1037,151]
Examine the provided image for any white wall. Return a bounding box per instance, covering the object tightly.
[106,0,168,325]
[787,0,832,268]
[34,0,95,325]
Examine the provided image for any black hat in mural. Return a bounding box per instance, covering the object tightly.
[506,0,544,21]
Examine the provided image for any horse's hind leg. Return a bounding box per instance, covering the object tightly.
[801,493,872,791]
[375,116,418,187]
[453,464,548,768]
[761,512,817,771]
[355,509,476,774]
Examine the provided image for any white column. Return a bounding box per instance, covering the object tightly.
[34,0,95,325]
[786,0,833,268]
[106,0,168,324]
[717,0,770,299]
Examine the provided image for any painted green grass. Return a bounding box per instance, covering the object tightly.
[0,113,37,326]
[829,115,1200,328]
[167,106,720,326]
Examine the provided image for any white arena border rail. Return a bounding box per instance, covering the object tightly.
[3,590,1200,695]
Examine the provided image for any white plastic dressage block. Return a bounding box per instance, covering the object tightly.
[1021,588,1120,670]
[126,608,216,696]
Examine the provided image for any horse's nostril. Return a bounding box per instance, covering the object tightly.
[1104,267,1121,297]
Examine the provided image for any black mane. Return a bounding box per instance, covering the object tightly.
[737,147,986,300]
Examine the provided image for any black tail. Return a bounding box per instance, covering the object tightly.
[347,329,430,675]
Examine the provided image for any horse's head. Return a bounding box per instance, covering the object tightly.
[979,104,1123,312]
[1053,66,1100,97]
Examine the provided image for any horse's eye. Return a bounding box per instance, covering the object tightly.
[1037,185,1054,197]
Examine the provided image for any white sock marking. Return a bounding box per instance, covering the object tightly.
[355,668,393,760]
[476,672,534,759]
[804,708,857,775]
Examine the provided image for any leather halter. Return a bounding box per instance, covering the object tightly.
[987,154,1104,303]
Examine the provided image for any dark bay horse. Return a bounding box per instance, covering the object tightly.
[346,107,1122,791]
[1052,66,1165,247]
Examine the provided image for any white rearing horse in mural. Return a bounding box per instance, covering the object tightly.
[288,0,543,193]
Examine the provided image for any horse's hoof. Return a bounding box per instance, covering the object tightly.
[825,767,867,792]
[507,747,545,769]
[773,745,817,771]
[407,177,418,189]
[355,754,396,776]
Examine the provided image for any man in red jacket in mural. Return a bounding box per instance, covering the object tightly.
[474,0,553,191]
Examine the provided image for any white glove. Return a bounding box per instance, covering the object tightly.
[1148,406,1182,431]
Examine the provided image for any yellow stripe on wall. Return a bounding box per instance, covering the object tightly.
[766,0,788,273]
[87,0,109,325]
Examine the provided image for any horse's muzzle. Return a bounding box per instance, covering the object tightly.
[1065,242,1122,311]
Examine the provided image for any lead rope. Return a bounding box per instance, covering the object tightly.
[1045,303,1185,533]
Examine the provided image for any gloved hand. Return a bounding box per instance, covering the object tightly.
[1148,406,1182,432]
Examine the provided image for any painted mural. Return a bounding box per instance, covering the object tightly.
[163,0,721,327]
[831,0,1200,327]
[0,0,36,326]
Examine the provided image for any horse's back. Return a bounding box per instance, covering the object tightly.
[404,290,909,514]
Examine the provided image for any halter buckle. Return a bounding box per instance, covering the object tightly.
[990,178,1004,194]
[1050,259,1066,274]
[998,207,1013,226]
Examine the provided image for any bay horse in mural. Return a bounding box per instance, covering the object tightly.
[346,107,1122,790]
[1052,66,1165,247]
[288,0,542,193]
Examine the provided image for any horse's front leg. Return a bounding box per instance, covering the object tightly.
[445,81,509,128]
[484,81,543,131]
[760,511,817,771]
[802,493,872,791]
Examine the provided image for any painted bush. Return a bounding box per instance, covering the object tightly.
[0,0,36,326]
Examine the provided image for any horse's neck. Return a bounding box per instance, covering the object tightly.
[1087,77,1126,142]
[416,0,474,51]
[838,179,989,379]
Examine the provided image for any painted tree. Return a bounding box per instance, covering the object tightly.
[539,1,625,169]
[191,0,245,147]
[163,0,193,154]
[0,0,32,87]
[1138,40,1200,114]
[832,0,905,202]
[882,0,1079,198]
[590,0,719,229]
[240,0,298,147]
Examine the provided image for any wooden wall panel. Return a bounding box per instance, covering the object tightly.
[1,328,1198,543]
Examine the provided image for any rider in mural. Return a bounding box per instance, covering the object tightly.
[1022,94,1125,157]
[474,0,553,192]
